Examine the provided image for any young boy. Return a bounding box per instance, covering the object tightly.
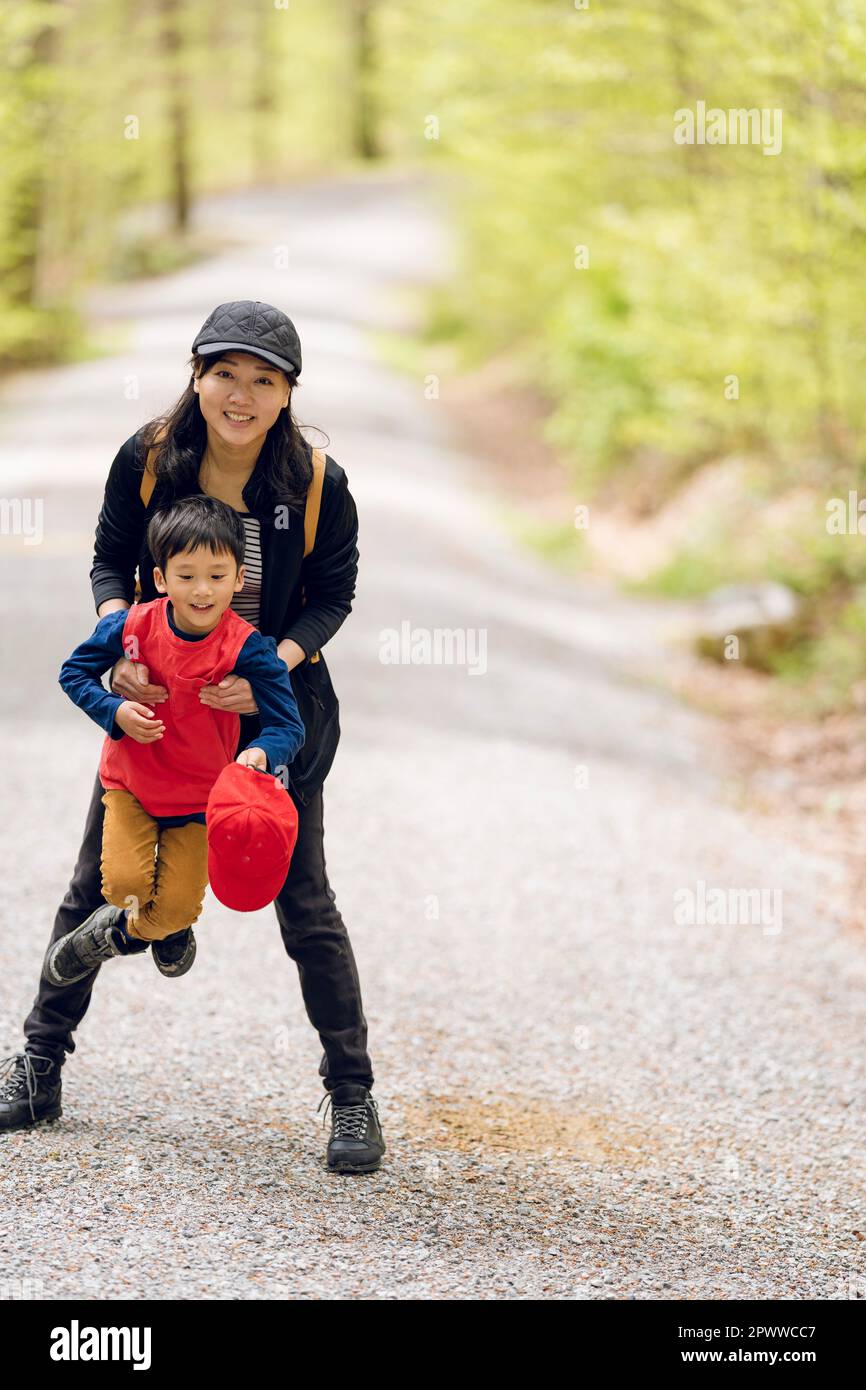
[46,494,305,984]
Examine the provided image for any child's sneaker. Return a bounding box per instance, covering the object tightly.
[152,928,196,978]
[43,904,146,985]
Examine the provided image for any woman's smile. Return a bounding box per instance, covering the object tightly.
[223,410,255,428]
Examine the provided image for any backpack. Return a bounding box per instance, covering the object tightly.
[137,438,326,663]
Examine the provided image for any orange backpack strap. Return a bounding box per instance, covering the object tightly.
[139,426,168,508]
[303,448,325,558]
[139,451,157,508]
[134,433,164,601]
[301,448,326,663]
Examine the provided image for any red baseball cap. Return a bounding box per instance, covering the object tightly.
[206,762,299,912]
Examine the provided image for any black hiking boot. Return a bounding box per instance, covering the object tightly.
[318,1084,385,1173]
[152,927,196,978]
[43,904,146,986]
[0,1052,62,1131]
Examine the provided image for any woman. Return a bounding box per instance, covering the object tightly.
[0,300,384,1174]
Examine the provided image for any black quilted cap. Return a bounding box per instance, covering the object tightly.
[192,300,302,376]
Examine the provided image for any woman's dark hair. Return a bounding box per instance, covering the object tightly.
[147,495,246,574]
[139,349,329,516]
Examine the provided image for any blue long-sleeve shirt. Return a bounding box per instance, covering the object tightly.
[59,604,305,824]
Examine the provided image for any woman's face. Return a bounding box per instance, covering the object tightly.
[193,351,290,446]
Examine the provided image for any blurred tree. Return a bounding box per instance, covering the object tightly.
[252,0,279,182]
[348,0,380,159]
[4,0,61,309]
[158,0,191,233]
[0,0,358,362]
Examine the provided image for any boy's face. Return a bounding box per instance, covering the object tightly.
[153,546,245,635]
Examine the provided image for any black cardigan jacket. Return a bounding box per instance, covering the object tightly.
[88,428,356,801]
[91,428,358,658]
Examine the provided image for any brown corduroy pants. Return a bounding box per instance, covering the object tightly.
[100,789,209,942]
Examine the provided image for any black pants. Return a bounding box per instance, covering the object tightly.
[23,770,374,1092]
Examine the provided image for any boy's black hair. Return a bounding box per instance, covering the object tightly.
[147,494,245,574]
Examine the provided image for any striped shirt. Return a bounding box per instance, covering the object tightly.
[231,513,263,630]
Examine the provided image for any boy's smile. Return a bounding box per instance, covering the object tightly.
[153,546,245,635]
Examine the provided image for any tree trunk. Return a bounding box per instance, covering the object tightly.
[7,3,58,307]
[349,0,379,160]
[160,0,191,233]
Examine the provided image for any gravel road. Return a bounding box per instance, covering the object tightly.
[0,171,864,1301]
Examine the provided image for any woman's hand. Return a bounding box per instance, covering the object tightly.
[236,747,267,770]
[115,701,165,743]
[110,658,168,704]
[198,673,259,714]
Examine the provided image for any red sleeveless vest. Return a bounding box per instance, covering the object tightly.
[99,598,253,817]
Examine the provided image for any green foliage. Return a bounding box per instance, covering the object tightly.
[371,0,866,699]
[0,0,362,369]
[377,0,866,488]
[104,230,221,284]
[501,508,588,574]
[766,583,866,711]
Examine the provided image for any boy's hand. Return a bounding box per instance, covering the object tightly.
[236,747,267,770]
[115,701,165,743]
